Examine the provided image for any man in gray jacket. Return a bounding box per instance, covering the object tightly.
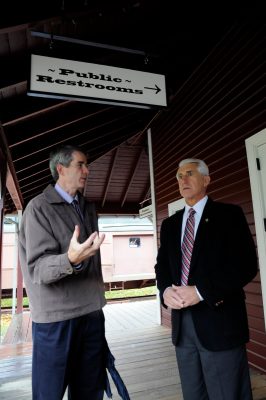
[19,145,106,400]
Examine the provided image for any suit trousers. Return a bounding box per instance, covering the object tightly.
[175,309,253,400]
[32,310,106,400]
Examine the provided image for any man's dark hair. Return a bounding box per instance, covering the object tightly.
[49,145,85,181]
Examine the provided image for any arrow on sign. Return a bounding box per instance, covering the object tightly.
[144,84,161,94]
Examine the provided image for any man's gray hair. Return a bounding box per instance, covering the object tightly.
[178,158,209,176]
[49,145,85,181]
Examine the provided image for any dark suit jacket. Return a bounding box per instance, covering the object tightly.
[155,198,258,351]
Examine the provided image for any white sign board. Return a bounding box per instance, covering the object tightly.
[28,55,167,108]
[168,198,185,216]
[139,204,152,219]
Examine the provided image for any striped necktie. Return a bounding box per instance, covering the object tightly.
[72,199,84,222]
[181,208,196,286]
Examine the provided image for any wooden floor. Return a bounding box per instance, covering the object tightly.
[0,299,266,399]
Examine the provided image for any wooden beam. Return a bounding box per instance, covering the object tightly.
[3,99,71,128]
[16,211,23,314]
[102,148,119,208]
[0,133,7,323]
[6,166,23,210]
[95,201,139,215]
[0,124,23,210]
[121,148,143,207]
[10,105,108,149]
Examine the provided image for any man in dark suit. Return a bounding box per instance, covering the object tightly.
[155,158,257,400]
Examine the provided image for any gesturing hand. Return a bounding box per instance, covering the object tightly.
[68,225,105,265]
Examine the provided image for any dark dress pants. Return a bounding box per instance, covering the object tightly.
[32,310,106,400]
[175,309,253,400]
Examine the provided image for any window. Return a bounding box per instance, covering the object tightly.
[129,237,141,248]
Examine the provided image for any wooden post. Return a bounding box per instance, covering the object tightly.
[16,211,23,314]
[0,142,7,340]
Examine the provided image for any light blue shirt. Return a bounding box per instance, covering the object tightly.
[54,183,79,204]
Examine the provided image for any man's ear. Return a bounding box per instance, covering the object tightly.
[56,163,64,176]
[204,175,211,188]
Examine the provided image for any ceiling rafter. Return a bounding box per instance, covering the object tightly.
[0,81,27,96]
[0,124,23,210]
[11,114,143,171]
[19,168,50,183]
[9,106,111,148]
[3,100,71,128]
[121,148,144,207]
[101,147,119,208]
[79,127,143,160]
[21,178,52,196]
[2,1,256,214]
[20,173,52,190]
[16,158,49,175]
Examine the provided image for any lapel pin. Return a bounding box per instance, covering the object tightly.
[205,218,209,223]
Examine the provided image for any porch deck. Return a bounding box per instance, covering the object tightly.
[0,299,266,399]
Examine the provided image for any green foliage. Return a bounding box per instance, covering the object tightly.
[0,313,12,340]
[1,286,156,308]
[1,297,29,308]
[105,286,156,299]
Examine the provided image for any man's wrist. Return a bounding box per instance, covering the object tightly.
[163,286,172,296]
[71,262,83,271]
[195,286,203,301]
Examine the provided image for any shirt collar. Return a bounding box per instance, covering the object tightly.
[184,195,208,219]
[54,183,78,204]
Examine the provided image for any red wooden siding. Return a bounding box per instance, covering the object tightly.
[151,21,266,372]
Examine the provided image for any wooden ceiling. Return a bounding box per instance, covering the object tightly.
[0,0,261,214]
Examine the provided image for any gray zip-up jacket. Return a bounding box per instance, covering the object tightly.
[19,184,106,323]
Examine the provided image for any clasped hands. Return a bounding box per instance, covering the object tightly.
[68,225,105,265]
[163,284,200,309]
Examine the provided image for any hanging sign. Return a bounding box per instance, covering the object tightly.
[28,54,167,108]
[139,204,152,219]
